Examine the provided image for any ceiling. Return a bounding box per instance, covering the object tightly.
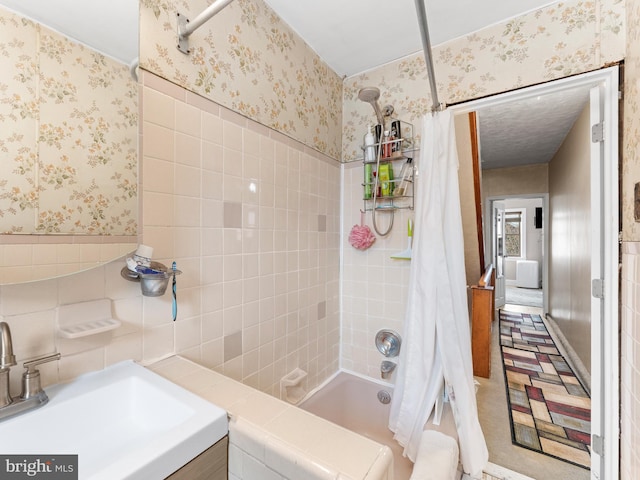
[0,0,584,168]
[476,87,591,170]
[0,0,138,65]
[262,0,556,78]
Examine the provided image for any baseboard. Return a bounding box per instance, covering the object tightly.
[543,314,591,395]
[482,462,536,480]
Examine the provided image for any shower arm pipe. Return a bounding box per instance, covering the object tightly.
[177,0,236,54]
[413,0,441,111]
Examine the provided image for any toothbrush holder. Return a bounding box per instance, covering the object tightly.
[120,261,182,297]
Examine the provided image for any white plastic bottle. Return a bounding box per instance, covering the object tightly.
[364,125,376,161]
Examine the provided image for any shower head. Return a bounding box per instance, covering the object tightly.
[357,86,381,103]
[357,87,393,127]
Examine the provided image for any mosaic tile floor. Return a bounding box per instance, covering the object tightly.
[499,310,591,469]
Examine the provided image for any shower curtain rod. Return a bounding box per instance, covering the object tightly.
[177,0,236,54]
[413,0,441,111]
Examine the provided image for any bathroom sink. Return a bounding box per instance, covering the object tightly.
[0,360,228,479]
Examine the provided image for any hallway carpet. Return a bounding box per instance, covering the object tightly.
[505,286,542,308]
[499,310,591,469]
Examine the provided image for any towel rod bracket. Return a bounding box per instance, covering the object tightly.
[176,13,191,54]
[176,0,236,55]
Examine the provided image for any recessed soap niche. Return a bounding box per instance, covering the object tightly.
[280,368,307,405]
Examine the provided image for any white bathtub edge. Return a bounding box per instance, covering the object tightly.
[301,368,396,405]
[363,445,394,480]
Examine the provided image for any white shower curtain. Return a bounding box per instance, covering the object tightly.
[388,109,488,476]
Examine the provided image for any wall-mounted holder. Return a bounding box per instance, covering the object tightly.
[56,299,121,339]
[121,261,182,297]
[55,299,122,357]
[176,0,235,54]
[280,368,307,405]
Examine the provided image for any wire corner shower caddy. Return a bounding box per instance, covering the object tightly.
[361,120,415,214]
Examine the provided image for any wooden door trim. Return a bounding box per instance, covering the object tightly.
[468,111,485,273]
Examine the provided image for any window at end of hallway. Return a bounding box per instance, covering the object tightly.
[505,209,525,257]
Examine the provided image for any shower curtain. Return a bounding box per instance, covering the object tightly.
[388,109,488,476]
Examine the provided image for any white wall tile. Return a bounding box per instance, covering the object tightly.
[0,76,340,428]
[58,267,106,305]
[0,280,58,316]
[58,348,106,382]
[105,332,143,365]
[243,455,283,480]
[175,101,201,137]
[142,88,174,129]
[143,323,174,362]
[175,315,202,353]
[3,310,56,360]
[622,247,640,479]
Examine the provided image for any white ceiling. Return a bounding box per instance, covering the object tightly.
[1,0,582,168]
[477,87,591,169]
[0,0,138,65]
[262,0,556,77]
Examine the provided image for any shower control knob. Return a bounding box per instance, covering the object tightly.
[375,329,401,358]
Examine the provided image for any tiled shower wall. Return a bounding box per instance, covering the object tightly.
[621,243,640,479]
[341,161,413,379]
[0,71,341,399]
[139,71,341,394]
[621,0,640,476]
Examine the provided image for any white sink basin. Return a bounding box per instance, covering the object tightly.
[0,360,228,479]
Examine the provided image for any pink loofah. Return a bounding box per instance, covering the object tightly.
[349,223,376,250]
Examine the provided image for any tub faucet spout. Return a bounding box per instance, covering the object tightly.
[380,360,397,379]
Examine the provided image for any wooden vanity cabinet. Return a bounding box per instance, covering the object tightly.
[166,435,228,480]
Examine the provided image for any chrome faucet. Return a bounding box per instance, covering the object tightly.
[0,321,61,421]
[0,322,17,408]
[380,360,397,379]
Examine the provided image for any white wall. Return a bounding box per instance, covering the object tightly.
[548,103,591,371]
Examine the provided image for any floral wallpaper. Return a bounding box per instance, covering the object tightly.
[342,0,625,162]
[621,1,639,477]
[623,0,640,241]
[139,0,343,160]
[0,7,138,235]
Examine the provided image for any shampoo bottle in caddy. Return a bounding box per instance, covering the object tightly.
[378,163,391,196]
[364,125,376,161]
[390,120,402,157]
[382,130,392,158]
[364,163,373,199]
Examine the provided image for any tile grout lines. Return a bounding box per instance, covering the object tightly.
[499,309,591,469]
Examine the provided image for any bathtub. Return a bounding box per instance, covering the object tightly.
[300,371,414,480]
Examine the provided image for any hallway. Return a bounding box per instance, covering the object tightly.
[475,304,589,480]
[505,286,542,308]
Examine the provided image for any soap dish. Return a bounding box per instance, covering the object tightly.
[58,318,122,339]
[280,368,308,405]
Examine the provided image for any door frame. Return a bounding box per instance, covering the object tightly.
[450,66,620,479]
[486,194,549,313]
[491,200,506,309]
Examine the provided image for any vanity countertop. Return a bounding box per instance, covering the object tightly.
[147,356,393,480]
